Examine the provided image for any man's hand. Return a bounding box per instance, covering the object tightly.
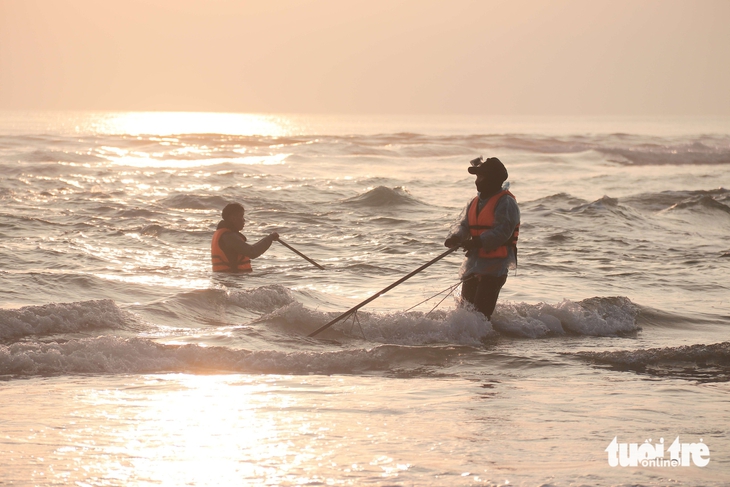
[444,236,460,248]
[270,232,280,241]
[461,237,481,251]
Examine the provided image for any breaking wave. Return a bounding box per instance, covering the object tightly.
[256,302,494,346]
[252,296,639,342]
[0,336,466,377]
[0,300,136,342]
[491,297,640,338]
[574,341,730,382]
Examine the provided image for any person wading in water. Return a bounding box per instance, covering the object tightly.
[444,157,520,320]
[211,203,279,273]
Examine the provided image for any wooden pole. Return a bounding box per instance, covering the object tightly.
[307,246,459,337]
[278,239,325,270]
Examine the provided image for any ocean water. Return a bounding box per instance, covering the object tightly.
[0,111,729,486]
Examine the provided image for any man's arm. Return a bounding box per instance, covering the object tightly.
[444,203,471,247]
[221,232,278,260]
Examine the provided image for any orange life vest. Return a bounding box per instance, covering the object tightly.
[467,190,519,259]
[211,228,252,273]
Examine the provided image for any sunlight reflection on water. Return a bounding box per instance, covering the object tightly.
[1,374,490,486]
[93,112,291,137]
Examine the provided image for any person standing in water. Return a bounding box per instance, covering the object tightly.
[211,203,279,273]
[444,157,520,320]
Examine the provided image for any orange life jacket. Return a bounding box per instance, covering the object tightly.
[467,190,519,259]
[211,228,252,273]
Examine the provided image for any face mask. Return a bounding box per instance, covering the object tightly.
[476,179,491,194]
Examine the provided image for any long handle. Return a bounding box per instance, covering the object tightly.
[307,246,459,337]
[278,239,325,270]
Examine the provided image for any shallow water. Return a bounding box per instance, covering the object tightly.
[1,112,729,486]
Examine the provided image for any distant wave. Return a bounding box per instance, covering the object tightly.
[528,189,730,220]
[523,192,588,210]
[6,133,730,167]
[494,135,730,166]
[556,196,650,226]
[623,188,728,212]
[567,195,619,213]
[599,143,730,166]
[0,300,136,341]
[23,149,106,164]
[666,195,730,215]
[342,186,424,207]
[626,189,730,221]
[160,193,232,210]
[574,341,730,382]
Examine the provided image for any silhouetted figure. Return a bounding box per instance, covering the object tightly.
[444,157,520,320]
[211,203,278,273]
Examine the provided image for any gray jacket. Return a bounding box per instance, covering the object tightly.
[447,185,520,278]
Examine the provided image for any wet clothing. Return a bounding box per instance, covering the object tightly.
[467,190,520,259]
[447,184,520,319]
[448,185,520,278]
[211,228,252,272]
[461,274,508,320]
[211,220,275,273]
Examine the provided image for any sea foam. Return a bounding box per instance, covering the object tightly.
[253,302,494,346]
[0,300,135,341]
[491,296,639,338]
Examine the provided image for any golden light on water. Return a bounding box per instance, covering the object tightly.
[91,112,291,137]
[73,112,295,168]
[120,376,294,485]
[105,154,288,169]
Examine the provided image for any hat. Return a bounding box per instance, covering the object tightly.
[468,156,508,182]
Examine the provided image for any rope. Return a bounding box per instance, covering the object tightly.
[403,274,478,314]
[404,281,462,313]
[425,284,461,317]
[345,310,367,340]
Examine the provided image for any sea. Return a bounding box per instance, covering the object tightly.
[0,111,729,486]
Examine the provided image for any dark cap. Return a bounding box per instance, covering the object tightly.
[468,156,508,182]
[222,202,244,222]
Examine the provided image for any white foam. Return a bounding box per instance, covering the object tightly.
[0,300,133,341]
[356,308,493,346]
[492,297,639,338]
[259,302,493,346]
[256,297,637,342]
[0,337,170,375]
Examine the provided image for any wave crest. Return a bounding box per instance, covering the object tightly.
[0,300,134,341]
[160,193,231,210]
[0,336,464,377]
[492,296,640,338]
[228,285,296,313]
[254,302,493,346]
[342,186,423,207]
[575,341,730,382]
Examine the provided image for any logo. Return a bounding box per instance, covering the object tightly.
[606,437,710,467]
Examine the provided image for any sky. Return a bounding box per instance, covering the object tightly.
[1,0,729,115]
